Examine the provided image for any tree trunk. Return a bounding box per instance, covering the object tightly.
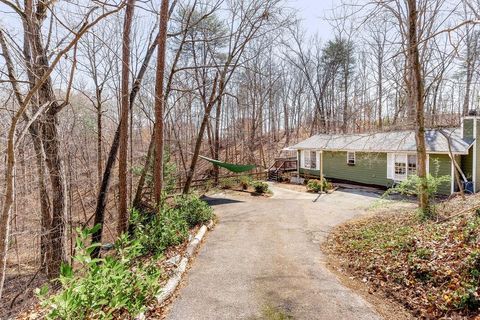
[153,0,170,205]
[343,63,349,133]
[377,53,383,129]
[41,111,68,277]
[407,0,429,214]
[213,81,223,184]
[91,7,169,256]
[117,0,136,235]
[0,29,52,274]
[96,90,103,190]
[463,31,477,115]
[25,1,69,278]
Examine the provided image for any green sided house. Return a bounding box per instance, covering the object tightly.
[286,117,480,195]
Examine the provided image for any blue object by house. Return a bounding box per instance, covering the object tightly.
[464,181,474,194]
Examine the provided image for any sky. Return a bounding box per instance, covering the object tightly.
[0,1,339,39]
[289,0,338,40]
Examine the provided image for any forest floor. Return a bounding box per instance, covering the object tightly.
[325,193,480,319]
[163,184,398,320]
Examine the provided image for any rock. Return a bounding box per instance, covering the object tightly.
[166,255,181,266]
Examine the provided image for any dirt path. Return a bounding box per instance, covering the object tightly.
[166,184,383,320]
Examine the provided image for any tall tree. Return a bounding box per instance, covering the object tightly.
[462,26,479,115]
[153,0,170,205]
[0,0,123,299]
[118,0,136,235]
[407,0,429,213]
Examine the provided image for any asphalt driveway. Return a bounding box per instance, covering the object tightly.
[166,184,382,320]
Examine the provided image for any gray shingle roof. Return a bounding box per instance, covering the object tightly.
[288,128,474,154]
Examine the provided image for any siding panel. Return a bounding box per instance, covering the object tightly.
[322,151,392,187]
[429,154,452,195]
[297,151,453,195]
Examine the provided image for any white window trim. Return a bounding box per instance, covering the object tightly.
[388,153,418,182]
[310,150,317,169]
[301,150,318,170]
[394,154,408,181]
[347,151,356,165]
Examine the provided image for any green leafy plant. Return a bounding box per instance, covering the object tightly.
[174,194,214,228]
[252,181,269,194]
[306,178,333,192]
[38,225,161,319]
[383,174,450,219]
[131,207,189,255]
[239,175,252,190]
[219,177,235,189]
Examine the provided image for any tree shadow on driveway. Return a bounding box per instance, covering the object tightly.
[200,195,244,206]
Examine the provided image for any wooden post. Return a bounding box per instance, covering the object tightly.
[297,150,300,177]
[320,150,324,193]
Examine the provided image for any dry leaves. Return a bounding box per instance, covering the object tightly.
[325,194,480,319]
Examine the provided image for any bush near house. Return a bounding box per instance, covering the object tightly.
[325,194,480,319]
[252,181,269,194]
[38,195,214,319]
[239,175,253,190]
[383,173,451,220]
[218,175,270,194]
[306,178,333,193]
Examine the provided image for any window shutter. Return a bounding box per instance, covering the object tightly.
[316,151,320,170]
[301,150,306,168]
[387,153,393,179]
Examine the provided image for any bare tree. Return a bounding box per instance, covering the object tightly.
[153,0,170,204]
[118,0,136,235]
[0,0,124,299]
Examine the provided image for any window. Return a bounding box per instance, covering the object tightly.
[310,151,316,169]
[394,154,407,180]
[407,155,417,175]
[303,151,317,169]
[392,154,417,181]
[347,152,356,165]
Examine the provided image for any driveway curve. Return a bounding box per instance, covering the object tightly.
[166,184,382,320]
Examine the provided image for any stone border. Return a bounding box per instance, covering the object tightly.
[136,220,214,319]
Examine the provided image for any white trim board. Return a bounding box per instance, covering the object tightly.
[293,148,469,156]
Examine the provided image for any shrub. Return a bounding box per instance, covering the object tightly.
[131,207,189,255]
[307,178,332,192]
[38,226,161,319]
[252,181,269,194]
[239,175,252,190]
[219,177,235,189]
[175,194,214,228]
[40,193,215,318]
[383,173,450,219]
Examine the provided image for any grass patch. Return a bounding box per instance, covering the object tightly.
[261,305,293,320]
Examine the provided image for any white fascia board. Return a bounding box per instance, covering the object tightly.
[290,147,468,155]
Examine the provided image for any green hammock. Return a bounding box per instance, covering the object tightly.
[199,155,256,173]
